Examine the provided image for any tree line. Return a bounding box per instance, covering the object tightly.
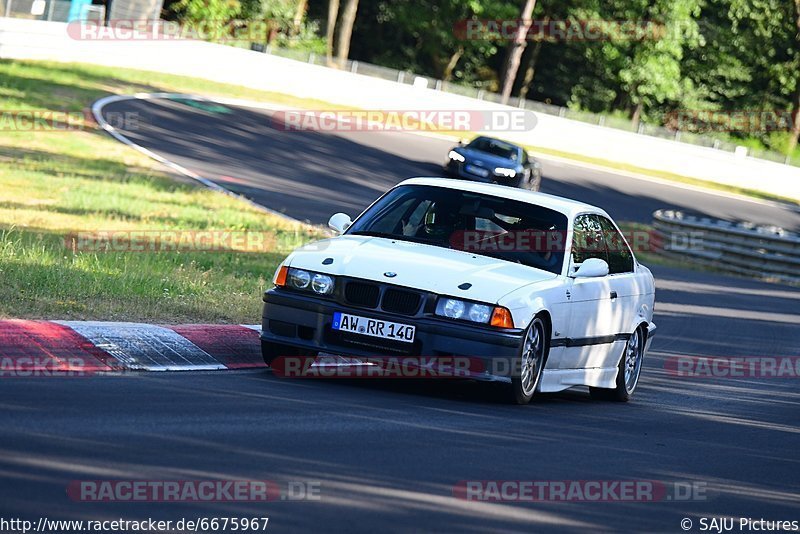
[170,0,800,158]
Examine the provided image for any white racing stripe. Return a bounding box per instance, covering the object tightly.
[57,321,227,371]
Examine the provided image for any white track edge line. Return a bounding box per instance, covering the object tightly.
[92,93,308,226]
[97,93,800,214]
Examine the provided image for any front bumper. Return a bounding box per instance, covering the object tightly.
[261,288,524,381]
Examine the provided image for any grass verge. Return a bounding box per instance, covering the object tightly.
[0,59,325,322]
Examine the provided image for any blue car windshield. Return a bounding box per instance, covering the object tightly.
[347,185,567,274]
[467,138,519,160]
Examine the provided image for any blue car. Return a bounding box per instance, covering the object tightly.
[444,136,542,191]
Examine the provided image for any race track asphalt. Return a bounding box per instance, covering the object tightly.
[0,96,797,533]
[100,97,800,229]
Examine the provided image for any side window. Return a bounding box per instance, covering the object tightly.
[572,215,608,265]
[368,197,425,234]
[597,216,634,274]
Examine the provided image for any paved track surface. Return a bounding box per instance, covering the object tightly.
[100,97,800,229]
[0,97,798,533]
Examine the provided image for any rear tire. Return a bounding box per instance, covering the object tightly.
[589,325,645,402]
[507,316,548,404]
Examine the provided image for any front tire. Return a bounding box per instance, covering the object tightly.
[589,325,645,402]
[507,316,548,404]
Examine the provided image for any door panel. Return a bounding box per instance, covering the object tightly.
[561,214,619,369]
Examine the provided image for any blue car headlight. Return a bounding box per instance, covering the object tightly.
[494,167,517,178]
[448,150,466,163]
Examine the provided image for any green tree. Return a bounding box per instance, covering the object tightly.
[173,0,241,41]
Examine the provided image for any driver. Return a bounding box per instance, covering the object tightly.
[422,201,462,242]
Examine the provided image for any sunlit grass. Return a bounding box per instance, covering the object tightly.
[0,60,324,322]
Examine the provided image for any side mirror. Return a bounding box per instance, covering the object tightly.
[572,258,609,278]
[328,212,352,234]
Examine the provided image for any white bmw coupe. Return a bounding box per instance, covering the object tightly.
[262,178,656,404]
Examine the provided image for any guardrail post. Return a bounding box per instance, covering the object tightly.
[350,61,358,73]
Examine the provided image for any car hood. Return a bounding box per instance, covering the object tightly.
[456,147,519,169]
[284,235,557,303]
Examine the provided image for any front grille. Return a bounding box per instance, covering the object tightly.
[381,288,422,315]
[344,281,380,308]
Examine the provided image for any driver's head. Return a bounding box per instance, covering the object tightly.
[424,201,460,240]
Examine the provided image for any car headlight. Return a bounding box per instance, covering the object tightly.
[288,268,311,289]
[494,167,517,178]
[311,273,335,295]
[448,150,466,162]
[276,266,336,296]
[435,297,513,327]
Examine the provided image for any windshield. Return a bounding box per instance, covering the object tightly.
[467,137,519,160]
[347,185,567,274]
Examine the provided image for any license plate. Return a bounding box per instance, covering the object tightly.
[332,312,415,343]
[465,164,489,178]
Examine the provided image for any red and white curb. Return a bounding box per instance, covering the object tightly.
[0,320,265,373]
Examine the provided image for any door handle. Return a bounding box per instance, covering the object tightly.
[610,291,618,300]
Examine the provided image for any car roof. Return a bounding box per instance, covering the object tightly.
[398,177,609,219]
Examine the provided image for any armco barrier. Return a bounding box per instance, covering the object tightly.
[652,209,800,285]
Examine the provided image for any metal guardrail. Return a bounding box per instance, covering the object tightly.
[651,209,800,285]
